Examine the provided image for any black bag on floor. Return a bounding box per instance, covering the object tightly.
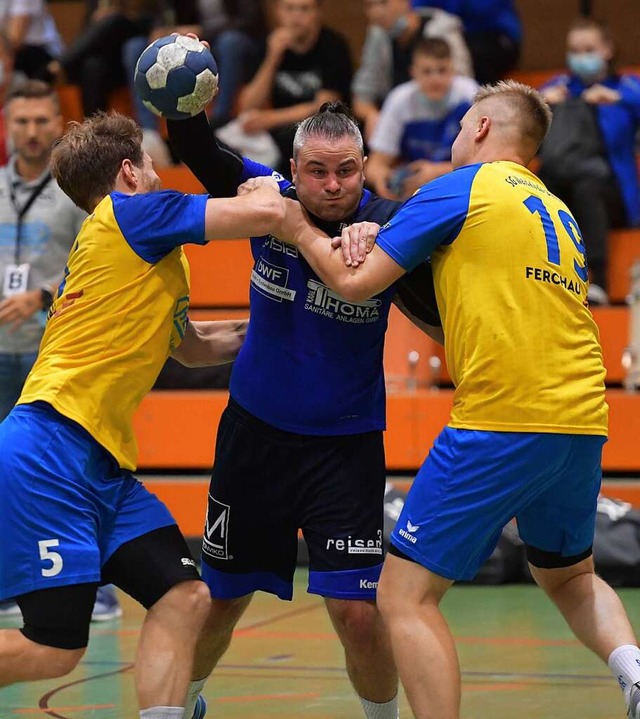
[593,496,640,587]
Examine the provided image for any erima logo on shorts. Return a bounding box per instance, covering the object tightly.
[359,579,378,590]
[398,520,419,544]
[202,497,230,560]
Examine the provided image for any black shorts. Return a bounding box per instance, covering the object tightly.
[201,399,385,601]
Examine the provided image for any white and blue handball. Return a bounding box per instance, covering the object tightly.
[134,35,219,120]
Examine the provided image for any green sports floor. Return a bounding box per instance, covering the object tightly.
[1,569,638,718]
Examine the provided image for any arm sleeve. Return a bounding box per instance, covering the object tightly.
[239,158,293,193]
[166,112,244,198]
[376,164,481,271]
[113,191,208,264]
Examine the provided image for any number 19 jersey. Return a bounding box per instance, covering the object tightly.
[376,161,607,436]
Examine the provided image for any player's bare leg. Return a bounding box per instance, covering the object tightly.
[182,594,253,718]
[377,554,458,719]
[531,556,636,660]
[135,580,211,710]
[531,555,640,716]
[325,597,399,717]
[0,631,84,685]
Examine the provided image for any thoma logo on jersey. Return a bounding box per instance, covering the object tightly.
[305,280,381,323]
[203,497,231,560]
[134,35,219,120]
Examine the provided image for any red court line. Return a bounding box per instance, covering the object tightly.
[456,635,580,647]
[36,664,134,719]
[233,628,581,647]
[13,704,115,715]
[216,692,320,704]
[464,683,528,693]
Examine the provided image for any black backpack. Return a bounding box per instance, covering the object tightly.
[539,96,610,181]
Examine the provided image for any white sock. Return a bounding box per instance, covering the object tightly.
[183,679,207,719]
[139,708,184,719]
[608,644,640,701]
[359,694,399,719]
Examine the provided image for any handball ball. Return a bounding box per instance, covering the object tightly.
[134,35,219,120]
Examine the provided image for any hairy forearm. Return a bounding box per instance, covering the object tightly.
[172,319,248,367]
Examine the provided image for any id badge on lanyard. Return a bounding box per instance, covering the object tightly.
[3,263,30,297]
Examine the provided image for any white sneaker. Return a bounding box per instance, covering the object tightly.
[142,128,172,168]
[91,585,123,622]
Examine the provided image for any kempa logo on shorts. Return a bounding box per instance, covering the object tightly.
[305,280,381,323]
[202,497,231,560]
[398,520,419,544]
[359,579,378,590]
[326,530,383,555]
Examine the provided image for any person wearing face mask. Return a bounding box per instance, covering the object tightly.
[352,0,473,144]
[538,16,640,305]
[365,37,477,200]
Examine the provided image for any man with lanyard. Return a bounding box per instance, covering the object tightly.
[0,80,85,617]
[0,80,85,420]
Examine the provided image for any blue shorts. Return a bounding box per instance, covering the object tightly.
[0,402,176,601]
[390,427,606,582]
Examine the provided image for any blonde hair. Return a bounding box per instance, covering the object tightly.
[51,112,144,213]
[474,79,553,152]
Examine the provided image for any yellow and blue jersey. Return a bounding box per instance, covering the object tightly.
[18,190,209,470]
[376,160,607,436]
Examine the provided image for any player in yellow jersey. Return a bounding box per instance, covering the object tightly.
[280,81,640,719]
[0,112,290,719]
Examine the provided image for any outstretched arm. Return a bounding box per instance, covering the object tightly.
[172,319,248,367]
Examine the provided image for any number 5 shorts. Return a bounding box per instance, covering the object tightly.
[0,401,177,601]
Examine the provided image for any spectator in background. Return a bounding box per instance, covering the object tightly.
[412,0,522,84]
[365,37,477,200]
[0,81,85,423]
[199,0,267,130]
[0,79,91,619]
[122,1,201,167]
[48,1,159,117]
[235,0,352,177]
[537,16,640,305]
[0,0,63,82]
[0,32,16,166]
[352,0,472,144]
[122,0,266,167]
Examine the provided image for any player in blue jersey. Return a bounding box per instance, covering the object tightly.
[0,112,294,719]
[167,101,442,719]
[281,80,640,719]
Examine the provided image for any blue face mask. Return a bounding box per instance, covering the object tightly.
[567,52,606,82]
[387,15,409,39]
